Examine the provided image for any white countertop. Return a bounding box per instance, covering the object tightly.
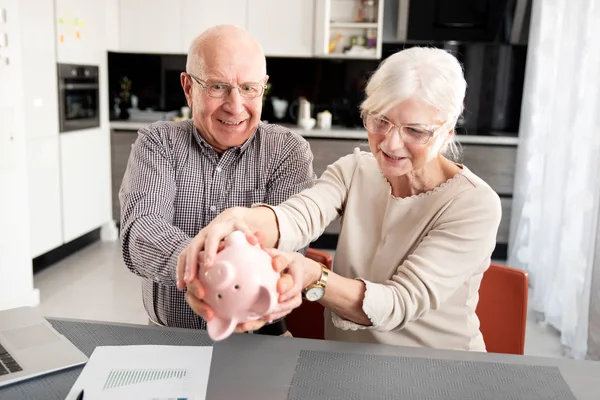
[110,120,519,146]
[110,121,153,130]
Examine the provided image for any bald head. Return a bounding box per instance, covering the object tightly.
[181,25,269,153]
[186,25,266,77]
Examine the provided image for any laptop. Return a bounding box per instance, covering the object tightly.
[0,306,88,387]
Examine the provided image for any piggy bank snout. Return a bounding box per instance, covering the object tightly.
[204,260,235,290]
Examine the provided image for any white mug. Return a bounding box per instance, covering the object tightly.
[317,111,332,130]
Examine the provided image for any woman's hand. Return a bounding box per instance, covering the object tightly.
[229,249,322,332]
[262,249,323,299]
[176,207,257,290]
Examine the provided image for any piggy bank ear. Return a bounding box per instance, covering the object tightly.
[251,286,277,317]
[207,317,236,341]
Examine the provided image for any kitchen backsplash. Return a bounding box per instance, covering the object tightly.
[108,41,527,136]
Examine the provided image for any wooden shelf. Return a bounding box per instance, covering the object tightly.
[315,0,385,59]
[330,22,378,29]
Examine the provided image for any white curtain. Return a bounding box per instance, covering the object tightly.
[508,0,600,359]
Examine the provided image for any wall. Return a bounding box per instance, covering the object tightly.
[0,0,38,311]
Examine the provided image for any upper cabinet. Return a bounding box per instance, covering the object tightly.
[247,0,315,57]
[119,0,183,54]
[181,0,248,52]
[19,0,59,139]
[55,0,106,64]
[112,0,383,59]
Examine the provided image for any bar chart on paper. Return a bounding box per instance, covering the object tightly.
[103,368,188,389]
[65,346,213,400]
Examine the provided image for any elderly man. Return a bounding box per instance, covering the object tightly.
[119,25,315,336]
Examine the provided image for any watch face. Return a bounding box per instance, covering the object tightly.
[305,286,325,302]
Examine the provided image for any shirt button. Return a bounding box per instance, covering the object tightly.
[210,205,216,212]
[216,167,222,172]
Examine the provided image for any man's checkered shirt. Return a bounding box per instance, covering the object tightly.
[119,119,316,329]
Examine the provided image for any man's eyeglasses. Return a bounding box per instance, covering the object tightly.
[187,73,267,99]
[362,113,444,145]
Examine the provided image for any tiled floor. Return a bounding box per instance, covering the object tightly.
[34,240,564,358]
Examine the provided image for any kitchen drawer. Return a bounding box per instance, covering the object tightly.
[498,197,512,244]
[306,138,368,177]
[111,129,139,222]
[460,144,517,195]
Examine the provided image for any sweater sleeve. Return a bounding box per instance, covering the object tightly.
[332,184,502,332]
[254,148,362,252]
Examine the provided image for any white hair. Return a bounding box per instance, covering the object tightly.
[360,47,467,160]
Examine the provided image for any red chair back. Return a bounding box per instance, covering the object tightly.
[286,256,529,355]
[475,263,529,355]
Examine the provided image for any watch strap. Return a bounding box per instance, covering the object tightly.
[303,262,329,296]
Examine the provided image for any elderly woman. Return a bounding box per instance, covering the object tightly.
[178,47,501,352]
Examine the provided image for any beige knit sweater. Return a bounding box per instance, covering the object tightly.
[267,148,502,351]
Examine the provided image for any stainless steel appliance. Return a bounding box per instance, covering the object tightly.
[57,63,100,132]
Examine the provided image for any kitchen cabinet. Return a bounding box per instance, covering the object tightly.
[248,0,315,57]
[307,137,364,177]
[19,0,62,257]
[54,0,106,64]
[306,138,365,235]
[305,137,516,246]
[115,0,317,57]
[181,0,247,52]
[498,197,512,244]
[26,136,63,258]
[19,0,59,140]
[105,0,121,51]
[461,144,517,196]
[119,0,182,54]
[110,129,139,222]
[60,128,112,243]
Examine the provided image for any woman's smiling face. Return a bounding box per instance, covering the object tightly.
[367,98,450,178]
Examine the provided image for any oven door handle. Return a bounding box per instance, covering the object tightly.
[60,83,99,90]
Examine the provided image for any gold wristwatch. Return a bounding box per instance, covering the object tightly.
[303,262,329,302]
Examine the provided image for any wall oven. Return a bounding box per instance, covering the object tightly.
[57,63,100,132]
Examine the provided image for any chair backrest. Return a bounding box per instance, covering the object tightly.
[286,256,529,355]
[475,263,529,355]
[284,248,331,340]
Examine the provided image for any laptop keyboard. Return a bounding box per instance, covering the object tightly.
[0,342,22,375]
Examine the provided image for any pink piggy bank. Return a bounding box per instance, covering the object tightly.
[199,230,280,341]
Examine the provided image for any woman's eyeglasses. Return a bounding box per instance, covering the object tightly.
[362,113,444,144]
